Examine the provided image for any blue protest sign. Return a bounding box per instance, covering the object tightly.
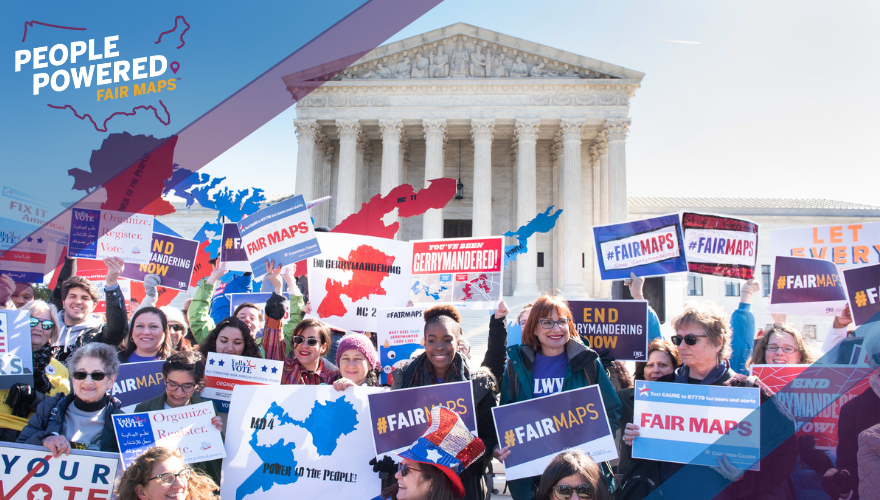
[491,385,617,480]
[632,380,761,470]
[569,300,649,361]
[506,321,523,347]
[769,256,847,315]
[220,222,251,272]
[111,360,166,412]
[238,195,321,278]
[593,214,687,280]
[367,381,476,456]
[113,413,156,468]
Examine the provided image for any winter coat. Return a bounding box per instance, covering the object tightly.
[16,393,123,453]
[837,385,880,500]
[54,285,128,364]
[0,359,70,441]
[858,423,880,500]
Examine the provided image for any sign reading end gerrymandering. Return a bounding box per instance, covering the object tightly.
[681,212,759,280]
[238,195,321,278]
[593,214,687,280]
[568,300,649,361]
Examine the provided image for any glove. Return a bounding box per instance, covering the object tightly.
[369,456,397,479]
[822,468,853,498]
[143,274,161,298]
[5,383,36,418]
[264,293,286,321]
[798,434,833,474]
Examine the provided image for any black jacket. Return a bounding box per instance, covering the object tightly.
[16,393,123,453]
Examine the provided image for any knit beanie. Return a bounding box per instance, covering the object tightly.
[160,306,186,326]
[336,333,379,370]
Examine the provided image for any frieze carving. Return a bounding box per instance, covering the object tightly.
[298,92,629,108]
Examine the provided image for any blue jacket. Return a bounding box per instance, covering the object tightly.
[729,303,755,375]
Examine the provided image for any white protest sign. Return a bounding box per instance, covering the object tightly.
[0,442,118,500]
[771,222,880,271]
[68,209,154,265]
[201,352,283,413]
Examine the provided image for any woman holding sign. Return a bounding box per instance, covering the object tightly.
[119,307,176,363]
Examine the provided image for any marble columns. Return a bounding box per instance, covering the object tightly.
[335,119,361,223]
[379,119,404,234]
[605,118,631,224]
[470,119,495,237]
[293,119,319,200]
[560,118,586,296]
[513,118,540,296]
[422,119,447,239]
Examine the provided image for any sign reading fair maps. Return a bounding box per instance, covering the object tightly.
[238,195,321,278]
[843,263,880,326]
[772,222,880,270]
[593,214,686,280]
[120,233,199,291]
[770,256,847,315]
[682,212,759,280]
[68,208,153,265]
[221,222,251,272]
[378,307,425,386]
[0,443,118,500]
[202,352,283,413]
[410,236,503,308]
[568,300,649,361]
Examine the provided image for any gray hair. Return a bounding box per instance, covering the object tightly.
[66,342,120,377]
[23,300,60,345]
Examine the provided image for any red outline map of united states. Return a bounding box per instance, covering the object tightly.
[318,244,397,318]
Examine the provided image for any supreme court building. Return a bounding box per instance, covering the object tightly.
[283,23,644,298]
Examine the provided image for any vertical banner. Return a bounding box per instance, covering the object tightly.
[0,234,47,283]
[238,195,321,278]
[593,214,687,280]
[307,233,413,332]
[68,209,154,265]
[749,364,872,450]
[410,236,504,308]
[632,380,761,469]
[120,233,199,291]
[111,360,166,412]
[377,307,425,385]
[681,212,759,280]
[201,352,283,413]
[221,223,252,272]
[222,385,382,500]
[769,256,847,315]
[367,381,476,456]
[842,263,880,326]
[771,222,880,270]
[0,310,34,389]
[0,442,118,500]
[568,300,649,361]
[491,385,617,480]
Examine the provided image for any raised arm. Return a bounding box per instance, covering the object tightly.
[189,263,225,344]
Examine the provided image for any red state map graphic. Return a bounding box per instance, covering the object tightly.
[461,274,492,300]
[317,244,397,318]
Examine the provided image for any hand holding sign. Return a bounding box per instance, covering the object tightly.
[0,274,13,304]
[740,279,760,304]
[206,261,226,285]
[104,256,124,287]
[624,272,645,299]
[41,434,72,458]
[834,304,853,329]
[265,259,284,294]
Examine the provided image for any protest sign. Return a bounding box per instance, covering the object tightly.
[593,214,687,280]
[238,195,321,278]
[843,263,880,326]
[0,442,118,500]
[92,280,131,314]
[307,233,412,332]
[222,385,382,500]
[221,222,252,272]
[377,307,425,385]
[113,401,225,469]
[771,222,880,271]
[111,360,166,412]
[749,364,871,450]
[68,209,154,265]
[507,322,523,347]
[201,352,283,413]
[368,381,476,456]
[681,212,759,280]
[0,185,66,250]
[492,385,617,480]
[632,380,761,470]
[0,310,34,389]
[568,300,649,361]
[410,236,504,308]
[119,233,199,291]
[229,292,291,321]
[769,256,847,315]
[0,234,47,283]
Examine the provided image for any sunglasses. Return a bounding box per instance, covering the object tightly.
[72,371,107,381]
[553,484,594,499]
[671,334,708,346]
[150,467,193,486]
[293,336,321,347]
[169,324,186,332]
[538,318,570,330]
[30,318,55,330]
[398,463,419,476]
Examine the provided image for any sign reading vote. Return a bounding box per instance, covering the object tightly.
[0,442,118,500]
[492,385,617,481]
[221,222,251,272]
[770,256,847,316]
[568,300,649,361]
[843,263,880,326]
[238,195,321,278]
[367,381,476,456]
[0,234,47,283]
[593,214,686,280]
[201,352,283,413]
[0,310,34,389]
[632,380,761,470]
[68,208,154,265]
[111,360,165,412]
[682,212,759,280]
[120,233,199,291]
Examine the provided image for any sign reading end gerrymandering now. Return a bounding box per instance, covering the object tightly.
[568,300,649,361]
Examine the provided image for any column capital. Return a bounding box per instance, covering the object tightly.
[335,119,361,142]
[294,119,319,141]
[550,129,563,163]
[356,130,368,154]
[470,118,496,143]
[596,130,609,156]
[514,118,541,142]
[398,129,409,154]
[560,118,586,141]
[422,119,448,140]
[379,119,404,141]
[603,118,631,142]
[590,144,600,165]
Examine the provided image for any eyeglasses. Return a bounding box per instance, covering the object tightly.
[149,467,193,486]
[165,380,196,393]
[293,336,320,347]
[766,344,797,354]
[169,324,186,333]
[30,318,55,330]
[518,319,528,327]
[538,319,570,330]
[398,463,419,477]
[72,371,107,381]
[671,334,708,346]
[553,484,594,499]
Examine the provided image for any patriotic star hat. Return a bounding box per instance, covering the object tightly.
[397,405,485,498]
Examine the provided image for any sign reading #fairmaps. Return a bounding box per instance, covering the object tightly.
[568,300,649,361]
[201,352,283,413]
[681,212,759,280]
[111,360,165,412]
[842,263,880,326]
[632,380,761,470]
[238,194,321,278]
[68,208,154,265]
[0,442,118,500]
[492,385,617,481]
[771,221,880,271]
[377,307,425,386]
[593,214,687,280]
[220,222,251,272]
[410,236,504,308]
[119,232,199,291]
[770,256,847,316]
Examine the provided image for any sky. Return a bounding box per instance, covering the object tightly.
[200,0,880,207]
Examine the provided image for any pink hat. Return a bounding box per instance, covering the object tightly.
[336,333,379,370]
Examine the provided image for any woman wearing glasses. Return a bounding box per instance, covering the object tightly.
[535,450,609,500]
[134,351,223,484]
[198,316,261,359]
[500,293,622,500]
[116,447,218,500]
[620,302,797,499]
[17,342,123,455]
[119,308,175,363]
[0,300,71,442]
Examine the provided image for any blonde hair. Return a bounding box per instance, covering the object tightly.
[24,300,59,345]
[671,302,732,362]
[116,447,217,500]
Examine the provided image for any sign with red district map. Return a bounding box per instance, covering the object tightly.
[410,236,503,309]
[307,233,412,332]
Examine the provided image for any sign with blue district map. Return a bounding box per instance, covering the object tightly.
[593,214,687,280]
[632,380,761,470]
[0,442,118,500]
[492,385,617,481]
[222,385,383,500]
[111,360,165,412]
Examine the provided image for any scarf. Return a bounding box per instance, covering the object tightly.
[401,351,470,389]
[282,358,339,385]
[674,360,732,385]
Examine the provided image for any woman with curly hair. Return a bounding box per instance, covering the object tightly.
[198,316,261,359]
[116,447,218,500]
[747,324,820,367]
